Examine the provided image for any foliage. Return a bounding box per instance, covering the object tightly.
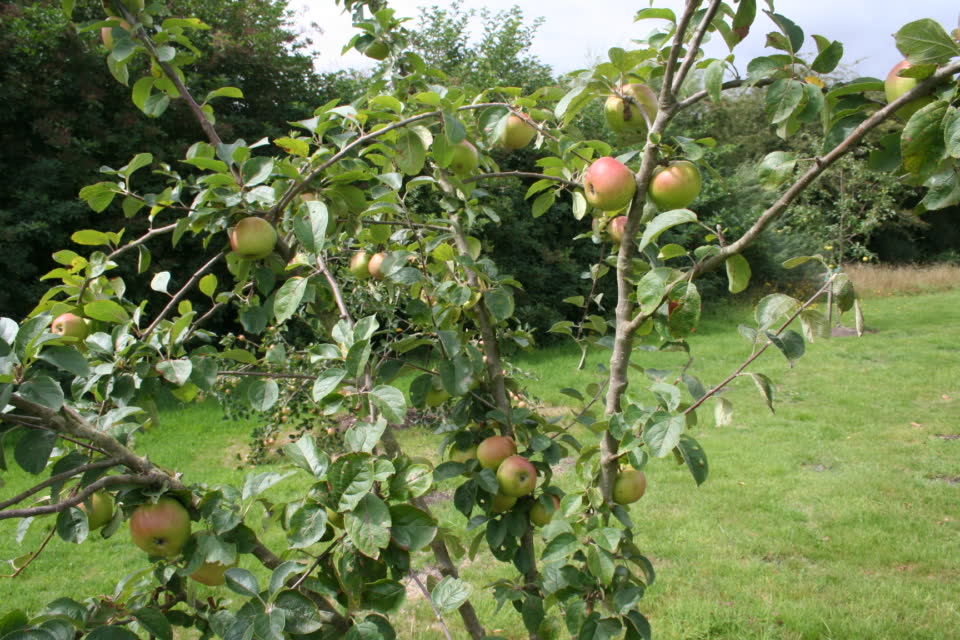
[1,2,959,640]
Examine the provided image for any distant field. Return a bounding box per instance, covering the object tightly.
[2,288,958,639]
[844,262,960,297]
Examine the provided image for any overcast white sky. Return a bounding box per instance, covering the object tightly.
[294,0,959,80]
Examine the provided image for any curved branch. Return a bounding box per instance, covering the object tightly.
[464,171,579,188]
[0,459,120,511]
[671,0,723,95]
[141,251,225,339]
[660,0,702,108]
[0,473,171,520]
[108,223,178,261]
[676,77,776,110]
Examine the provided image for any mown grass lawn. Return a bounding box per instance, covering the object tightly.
[2,287,958,639]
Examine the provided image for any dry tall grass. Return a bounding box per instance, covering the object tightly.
[843,263,960,296]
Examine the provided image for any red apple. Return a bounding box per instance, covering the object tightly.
[496,455,537,497]
[605,84,658,134]
[349,252,371,279]
[367,252,386,279]
[498,114,537,150]
[79,491,114,530]
[129,496,192,557]
[229,217,277,260]
[490,493,517,513]
[190,561,235,586]
[583,157,636,211]
[884,60,935,121]
[648,160,701,211]
[529,494,560,527]
[612,469,647,505]
[476,436,517,470]
[607,216,628,245]
[449,140,479,176]
[51,313,89,340]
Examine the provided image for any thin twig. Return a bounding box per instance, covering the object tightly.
[2,527,56,578]
[671,0,724,95]
[141,251,225,339]
[410,572,453,640]
[0,459,120,511]
[464,171,579,188]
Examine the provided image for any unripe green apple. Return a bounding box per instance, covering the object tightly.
[607,215,628,245]
[364,39,389,61]
[648,160,701,211]
[129,496,192,557]
[229,217,277,260]
[490,493,517,513]
[190,561,235,586]
[583,157,636,211]
[80,491,114,530]
[368,252,386,280]
[476,435,517,470]
[884,60,935,121]
[448,443,477,463]
[498,114,537,150]
[496,455,537,497]
[612,469,647,505]
[529,494,560,527]
[349,252,371,279]
[604,83,658,134]
[449,140,479,176]
[51,313,89,340]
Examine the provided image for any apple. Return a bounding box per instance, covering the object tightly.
[529,494,560,527]
[604,84,658,134]
[349,252,371,279]
[498,114,537,150]
[449,140,479,176]
[326,507,344,529]
[51,313,89,340]
[884,60,935,121]
[607,216,628,245]
[648,160,701,211]
[449,443,477,463]
[476,436,517,470]
[79,491,114,530]
[490,493,517,514]
[583,157,636,211]
[368,252,386,280]
[496,455,537,497]
[364,39,389,61]
[190,561,235,586]
[101,0,144,18]
[229,217,277,260]
[129,496,192,557]
[612,469,647,505]
[100,20,131,50]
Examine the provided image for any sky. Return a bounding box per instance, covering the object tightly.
[294,0,960,80]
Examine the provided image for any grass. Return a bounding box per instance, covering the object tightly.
[843,262,960,297]
[2,287,959,639]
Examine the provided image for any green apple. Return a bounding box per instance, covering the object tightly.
[529,494,560,527]
[604,83,658,134]
[884,60,935,121]
[190,561,235,586]
[326,507,344,529]
[129,496,192,557]
[51,313,89,340]
[79,491,114,530]
[100,20,131,50]
[607,216,628,245]
[448,443,477,463]
[364,39,389,61]
[583,157,636,211]
[496,455,537,497]
[449,140,479,176]
[490,493,517,514]
[498,114,537,150]
[368,252,386,280]
[648,160,701,211]
[612,469,647,505]
[476,435,517,470]
[349,252,371,279]
[229,217,277,260]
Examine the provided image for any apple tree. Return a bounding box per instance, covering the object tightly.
[2,1,959,639]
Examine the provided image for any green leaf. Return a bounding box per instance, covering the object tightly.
[273,277,308,325]
[765,11,804,52]
[755,293,799,330]
[714,398,733,426]
[724,254,751,294]
[765,79,804,124]
[78,183,121,213]
[361,580,406,615]
[586,547,616,586]
[395,128,426,175]
[37,346,89,376]
[482,289,515,321]
[19,376,64,412]
[389,462,432,500]
[71,229,111,246]
[156,359,192,386]
[273,591,324,634]
[344,418,387,454]
[56,507,87,544]
[746,372,775,412]
[312,368,346,401]
[346,493,391,558]
[246,379,279,412]
[901,101,949,179]
[431,576,471,614]
[132,608,172,640]
[86,628,140,640]
[766,329,805,366]
[329,453,375,511]
[287,503,328,548]
[895,19,960,65]
[241,470,293,500]
[389,505,437,551]
[643,414,684,457]
[199,273,218,298]
[284,434,329,477]
[945,107,960,158]
[920,167,960,211]
[638,210,697,252]
[293,200,329,253]
[704,60,724,103]
[224,567,260,597]
[531,191,555,218]
[757,151,797,190]
[811,37,843,73]
[83,300,130,324]
[370,385,406,424]
[241,157,273,187]
[676,434,708,486]
[634,7,675,22]
[205,86,244,101]
[636,267,673,310]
